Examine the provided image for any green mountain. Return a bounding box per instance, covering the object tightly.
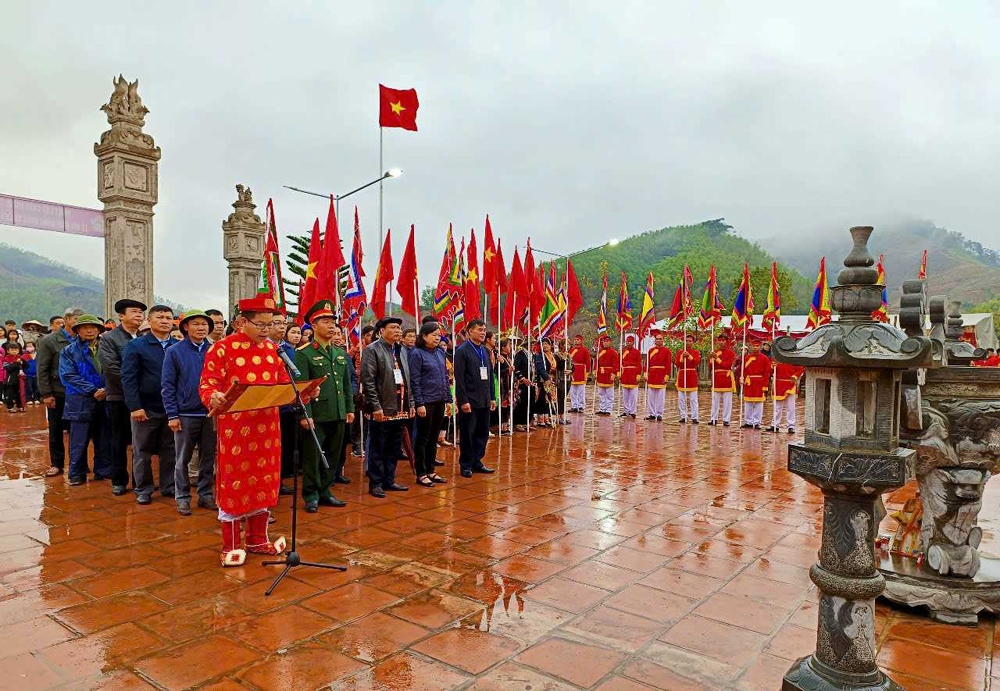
[565,219,812,340]
[0,244,183,324]
[771,220,1000,309]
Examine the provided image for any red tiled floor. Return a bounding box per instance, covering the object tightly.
[1,400,996,691]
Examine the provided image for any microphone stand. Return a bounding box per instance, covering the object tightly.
[262,357,347,595]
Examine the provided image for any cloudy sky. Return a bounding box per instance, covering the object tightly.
[2,2,999,309]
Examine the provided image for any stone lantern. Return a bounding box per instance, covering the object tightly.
[773,226,931,691]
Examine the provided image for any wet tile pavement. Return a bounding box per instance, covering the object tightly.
[1,393,996,690]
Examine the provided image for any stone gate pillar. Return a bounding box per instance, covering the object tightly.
[95,75,160,318]
[222,185,265,318]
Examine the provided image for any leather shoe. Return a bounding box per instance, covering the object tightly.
[369,486,386,498]
[334,475,351,484]
[112,484,128,496]
[198,497,218,510]
[386,483,408,492]
[460,469,473,478]
[304,501,319,513]
[68,477,85,486]
[176,500,192,516]
[279,484,294,495]
[319,496,347,507]
[433,460,445,467]
[472,465,495,474]
[136,495,151,505]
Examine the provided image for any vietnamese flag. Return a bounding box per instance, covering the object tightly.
[503,248,524,331]
[298,218,322,317]
[315,195,347,302]
[465,228,481,321]
[566,260,583,328]
[379,84,419,131]
[370,230,394,320]
[482,215,497,295]
[396,225,419,318]
[494,242,507,297]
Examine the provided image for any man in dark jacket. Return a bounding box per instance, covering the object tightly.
[36,308,82,476]
[360,316,415,498]
[454,319,496,477]
[98,298,146,496]
[57,315,109,485]
[121,305,179,505]
[161,310,216,516]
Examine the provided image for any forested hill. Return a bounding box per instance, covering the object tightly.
[0,244,182,323]
[772,220,1000,309]
[565,219,812,340]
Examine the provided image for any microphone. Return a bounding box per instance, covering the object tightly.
[278,349,301,378]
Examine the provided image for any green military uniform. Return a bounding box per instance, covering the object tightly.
[295,301,354,506]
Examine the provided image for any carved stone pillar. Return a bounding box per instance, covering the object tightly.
[95,75,160,318]
[222,185,265,318]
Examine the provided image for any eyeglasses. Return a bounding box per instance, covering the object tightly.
[248,321,271,330]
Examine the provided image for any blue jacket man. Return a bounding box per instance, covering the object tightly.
[58,315,110,484]
[121,305,179,504]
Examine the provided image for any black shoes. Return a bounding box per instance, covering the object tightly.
[473,465,495,474]
[177,500,192,516]
[304,501,319,513]
[386,483,409,492]
[645,415,656,420]
[691,419,699,424]
[279,484,294,495]
[369,486,386,498]
[723,421,730,427]
[334,475,351,484]
[68,477,85,486]
[460,469,473,478]
[198,497,218,510]
[112,484,128,496]
[788,427,796,434]
[656,416,662,421]
[679,418,687,424]
[767,425,779,432]
[708,420,717,426]
[319,496,347,507]
[136,495,151,505]
[433,460,445,467]
[351,447,363,457]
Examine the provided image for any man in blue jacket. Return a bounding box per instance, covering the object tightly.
[161,310,216,516]
[58,314,110,485]
[454,319,496,478]
[121,305,179,505]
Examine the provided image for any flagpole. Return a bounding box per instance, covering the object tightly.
[509,293,516,435]
[769,320,776,429]
[738,322,748,427]
[562,266,569,424]
[616,329,623,418]
[527,320,533,433]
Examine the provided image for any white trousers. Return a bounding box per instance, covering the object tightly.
[646,388,665,417]
[598,386,615,413]
[570,384,587,410]
[678,391,699,420]
[744,401,764,425]
[622,388,638,415]
[772,395,797,428]
[710,391,733,423]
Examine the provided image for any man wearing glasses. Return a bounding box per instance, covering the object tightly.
[199,296,295,567]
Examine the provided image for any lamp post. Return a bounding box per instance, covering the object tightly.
[285,167,402,244]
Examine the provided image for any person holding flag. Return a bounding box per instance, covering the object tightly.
[644,330,672,421]
[675,333,701,423]
[568,334,590,413]
[709,332,737,426]
[769,361,804,433]
[741,339,770,429]
[619,334,642,418]
[594,334,619,415]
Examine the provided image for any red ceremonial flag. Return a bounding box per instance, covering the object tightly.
[530,268,546,328]
[465,228,481,321]
[522,242,536,303]
[494,241,507,298]
[502,248,524,330]
[353,207,365,276]
[918,249,928,280]
[315,195,346,302]
[482,215,497,295]
[379,84,419,131]
[566,260,583,327]
[370,230,394,320]
[298,218,322,315]
[396,225,419,318]
[666,282,685,330]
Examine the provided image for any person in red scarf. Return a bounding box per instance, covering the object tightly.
[199,296,296,567]
[675,333,701,423]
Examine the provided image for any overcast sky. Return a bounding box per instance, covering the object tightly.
[2,2,999,309]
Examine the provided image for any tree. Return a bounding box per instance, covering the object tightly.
[971,298,1000,343]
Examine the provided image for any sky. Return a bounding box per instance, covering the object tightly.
[2,2,1000,310]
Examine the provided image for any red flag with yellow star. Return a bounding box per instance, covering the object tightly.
[298,218,322,321]
[465,228,481,321]
[482,215,497,295]
[379,84,419,131]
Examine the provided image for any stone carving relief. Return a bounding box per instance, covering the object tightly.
[101,75,149,122]
[236,184,253,204]
[818,596,876,672]
[123,162,148,192]
[103,161,114,189]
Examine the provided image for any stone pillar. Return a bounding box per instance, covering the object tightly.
[222,185,265,318]
[773,226,932,691]
[95,75,160,318]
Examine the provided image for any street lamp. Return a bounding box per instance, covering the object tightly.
[284,168,403,221]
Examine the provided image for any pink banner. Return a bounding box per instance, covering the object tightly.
[0,193,103,238]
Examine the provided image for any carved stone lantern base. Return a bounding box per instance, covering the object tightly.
[783,654,902,691]
[880,552,1000,625]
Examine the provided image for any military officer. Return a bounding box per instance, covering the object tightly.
[294,300,354,512]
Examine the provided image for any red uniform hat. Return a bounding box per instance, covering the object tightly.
[238,296,278,313]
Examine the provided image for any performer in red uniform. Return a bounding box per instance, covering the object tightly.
[644,331,672,421]
[568,334,591,412]
[769,361,804,433]
[595,335,619,416]
[741,340,770,428]
[619,335,642,418]
[675,334,701,423]
[709,336,737,426]
[200,296,294,567]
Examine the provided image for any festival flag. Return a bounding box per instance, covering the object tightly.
[529,267,546,329]
[465,228,481,321]
[434,225,458,317]
[697,265,724,329]
[378,84,419,131]
[298,218,322,317]
[453,237,467,330]
[638,272,655,338]
[492,241,507,302]
[616,272,633,331]
[396,225,419,318]
[732,262,754,327]
[682,265,694,316]
[873,253,889,323]
[666,281,685,330]
[314,195,347,303]
[597,273,609,335]
[257,199,286,309]
[369,230,393,320]
[566,260,583,328]
[762,262,781,330]
[482,216,497,296]
[538,265,563,338]
[342,210,367,344]
[523,242,536,304]
[918,249,928,280]
[806,257,832,329]
[502,248,524,331]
